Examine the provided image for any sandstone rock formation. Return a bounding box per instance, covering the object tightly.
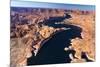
[63,11,95,62]
[10,7,95,66]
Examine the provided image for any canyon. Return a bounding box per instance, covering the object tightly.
[10,7,95,67]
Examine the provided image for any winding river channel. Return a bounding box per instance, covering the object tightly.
[27,14,83,65]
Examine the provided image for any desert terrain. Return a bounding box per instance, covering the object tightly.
[10,7,95,67]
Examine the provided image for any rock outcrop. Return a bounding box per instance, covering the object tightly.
[10,7,95,66]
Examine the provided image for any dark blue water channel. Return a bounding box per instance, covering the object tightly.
[27,14,83,65]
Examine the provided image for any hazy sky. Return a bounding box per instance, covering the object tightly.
[11,0,95,5]
[11,0,95,11]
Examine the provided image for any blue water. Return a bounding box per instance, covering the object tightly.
[11,0,95,11]
[27,14,83,65]
[27,13,94,65]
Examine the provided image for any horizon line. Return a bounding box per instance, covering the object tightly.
[11,0,95,11]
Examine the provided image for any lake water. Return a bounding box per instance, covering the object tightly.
[27,15,83,65]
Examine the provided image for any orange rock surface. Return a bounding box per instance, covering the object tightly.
[10,8,95,66]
